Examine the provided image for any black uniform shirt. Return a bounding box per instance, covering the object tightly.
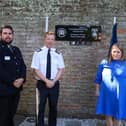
[0,41,26,96]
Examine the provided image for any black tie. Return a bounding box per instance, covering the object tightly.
[46,48,51,79]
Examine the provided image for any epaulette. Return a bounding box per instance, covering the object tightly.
[36,48,42,52]
[55,49,61,54]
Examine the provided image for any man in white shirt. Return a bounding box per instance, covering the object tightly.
[31,31,65,126]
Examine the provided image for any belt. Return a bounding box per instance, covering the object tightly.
[37,78,53,81]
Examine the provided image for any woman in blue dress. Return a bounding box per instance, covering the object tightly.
[95,44,126,126]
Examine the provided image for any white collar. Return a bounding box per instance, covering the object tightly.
[42,46,56,51]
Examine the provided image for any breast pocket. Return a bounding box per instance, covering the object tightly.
[41,58,46,64]
[51,56,58,67]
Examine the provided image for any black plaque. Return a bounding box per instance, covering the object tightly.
[89,26,102,41]
[55,25,89,41]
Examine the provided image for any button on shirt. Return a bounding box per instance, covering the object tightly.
[31,46,65,80]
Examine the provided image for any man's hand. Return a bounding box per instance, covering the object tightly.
[45,79,55,88]
[13,78,24,88]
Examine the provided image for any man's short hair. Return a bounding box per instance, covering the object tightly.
[44,31,54,38]
[1,25,14,34]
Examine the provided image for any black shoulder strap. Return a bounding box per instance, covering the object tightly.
[36,48,42,52]
[55,49,60,54]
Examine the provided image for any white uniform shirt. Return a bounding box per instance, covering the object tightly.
[31,46,65,80]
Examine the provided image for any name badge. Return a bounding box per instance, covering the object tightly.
[4,56,11,61]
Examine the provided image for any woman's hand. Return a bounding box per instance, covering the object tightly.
[95,89,99,96]
[95,84,100,96]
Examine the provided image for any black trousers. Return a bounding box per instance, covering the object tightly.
[0,93,20,126]
[37,80,59,126]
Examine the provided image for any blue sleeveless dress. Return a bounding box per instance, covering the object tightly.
[95,59,126,120]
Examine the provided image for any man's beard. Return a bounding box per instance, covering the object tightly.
[1,38,13,45]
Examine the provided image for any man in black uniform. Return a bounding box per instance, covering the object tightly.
[0,25,26,126]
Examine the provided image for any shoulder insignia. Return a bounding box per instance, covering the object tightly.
[36,48,42,52]
[55,49,61,54]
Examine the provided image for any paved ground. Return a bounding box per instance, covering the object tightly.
[14,115,126,126]
[15,115,26,126]
[15,115,106,126]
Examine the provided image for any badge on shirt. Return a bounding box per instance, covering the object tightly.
[4,56,11,61]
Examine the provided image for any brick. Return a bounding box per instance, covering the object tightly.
[0,0,126,119]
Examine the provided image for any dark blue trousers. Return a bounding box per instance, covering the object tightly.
[37,80,59,126]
